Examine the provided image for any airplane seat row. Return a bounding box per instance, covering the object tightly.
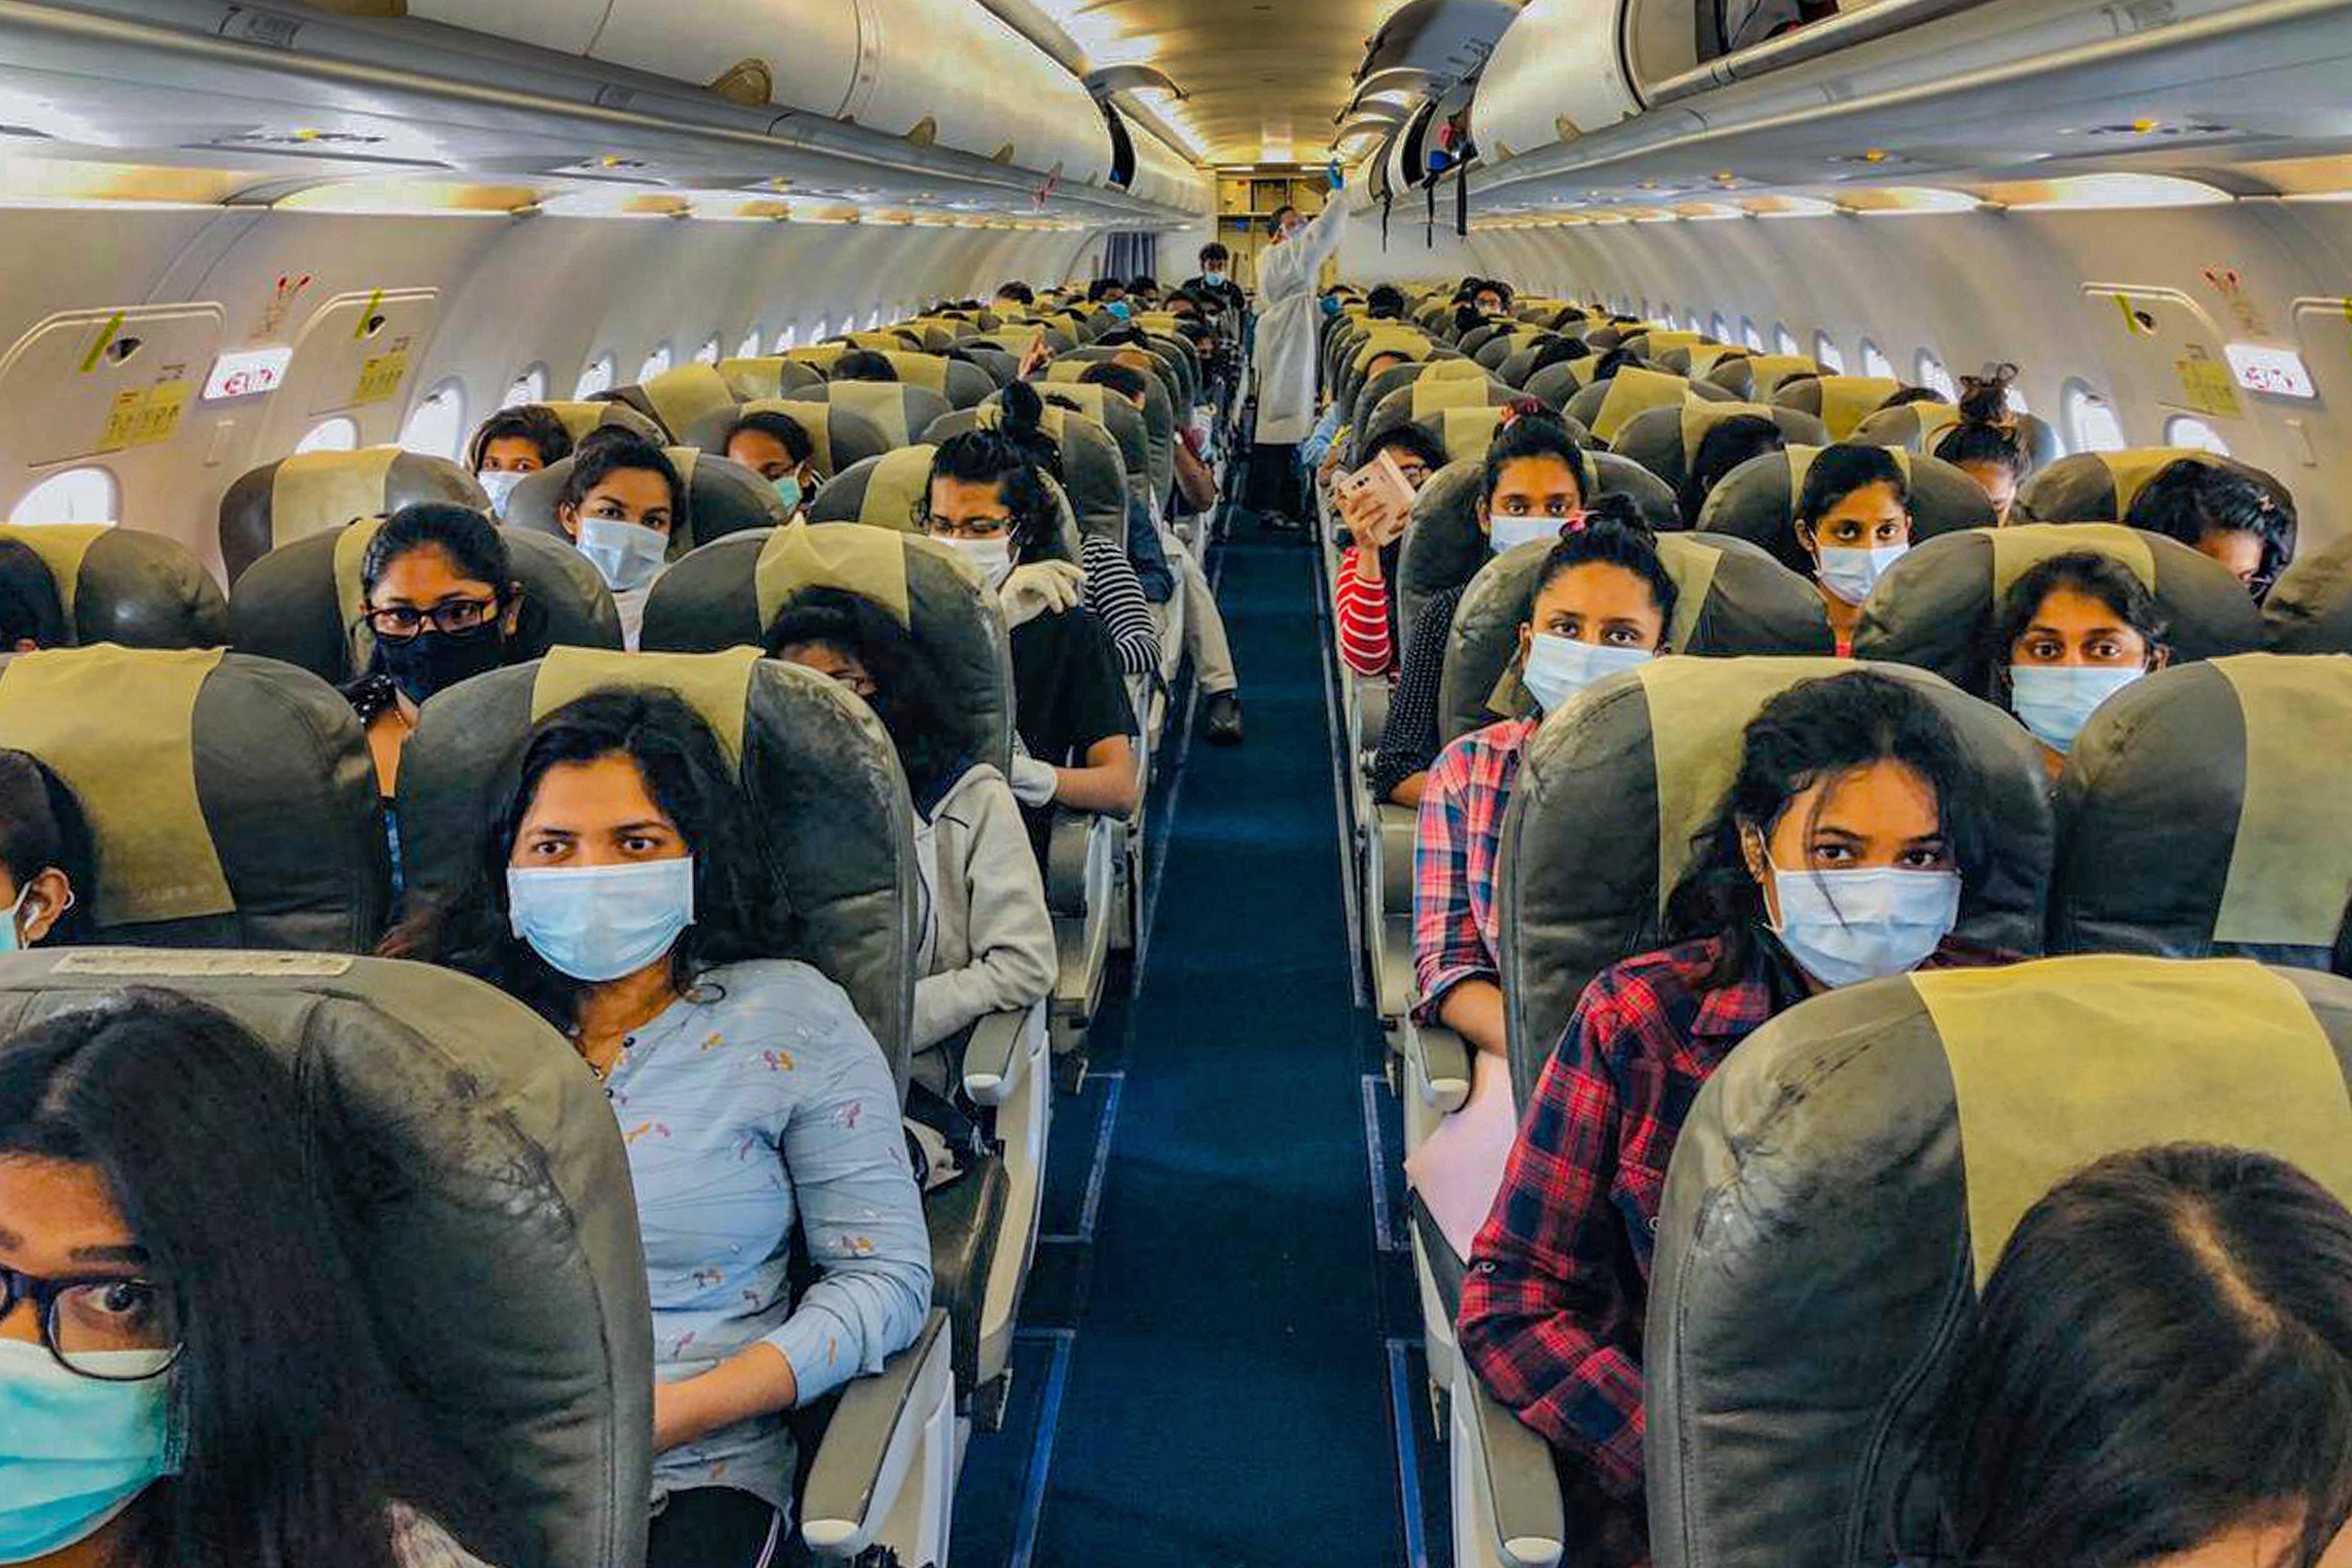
[0,946,659,1568]
[0,519,226,648]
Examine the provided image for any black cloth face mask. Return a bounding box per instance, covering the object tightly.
[372,620,506,705]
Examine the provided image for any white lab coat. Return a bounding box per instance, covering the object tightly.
[1250,197,1351,445]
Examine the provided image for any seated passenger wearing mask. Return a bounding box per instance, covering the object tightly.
[766,589,1053,1090]
[466,405,573,521]
[1471,280,1512,318]
[1076,363,1248,745]
[1994,551,2170,782]
[1372,404,1589,807]
[1126,277,1160,309]
[1791,444,1913,658]
[923,398,1140,831]
[831,350,899,385]
[1935,371,2033,526]
[1366,284,1408,322]
[1901,1144,2352,1568]
[2127,458,2295,600]
[1334,425,1448,680]
[721,411,818,522]
[1414,496,1671,1062]
[0,541,67,653]
[1680,414,1788,527]
[1461,670,2005,1568]
[0,990,505,1567]
[0,747,92,949]
[1022,390,1162,681]
[346,505,524,821]
[386,689,930,1568]
[555,436,680,650]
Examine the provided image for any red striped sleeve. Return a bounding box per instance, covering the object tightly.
[1335,546,1395,678]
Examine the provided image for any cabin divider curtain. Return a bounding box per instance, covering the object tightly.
[1100,232,1158,284]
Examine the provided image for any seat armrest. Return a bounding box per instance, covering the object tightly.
[800,1309,954,1559]
[1453,1358,1568,1568]
[1406,1022,1471,1115]
[1045,810,1091,917]
[1379,803,1417,911]
[962,1003,1040,1106]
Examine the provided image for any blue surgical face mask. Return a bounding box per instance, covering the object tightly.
[771,474,804,515]
[0,1340,182,1565]
[1106,301,1133,322]
[476,468,526,518]
[0,885,27,954]
[1764,858,1960,991]
[508,856,695,983]
[575,517,669,594]
[2009,663,2145,755]
[1814,543,1907,606]
[1321,295,1342,318]
[1488,514,1557,557]
[1521,634,1652,714]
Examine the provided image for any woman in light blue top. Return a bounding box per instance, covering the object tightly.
[389,687,930,1568]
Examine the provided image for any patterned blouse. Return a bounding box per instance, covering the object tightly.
[600,959,932,1519]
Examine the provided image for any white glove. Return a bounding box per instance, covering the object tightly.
[1008,755,1060,807]
[999,561,1087,629]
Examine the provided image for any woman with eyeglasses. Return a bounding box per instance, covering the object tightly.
[345,505,525,803]
[344,505,524,898]
[0,987,503,1567]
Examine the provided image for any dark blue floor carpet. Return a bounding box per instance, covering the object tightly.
[952,525,1449,1568]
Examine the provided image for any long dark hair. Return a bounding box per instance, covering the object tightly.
[926,381,1071,565]
[763,588,965,803]
[0,989,497,1568]
[384,687,793,1027]
[1663,669,1987,988]
[1526,493,1677,635]
[0,539,68,649]
[0,747,96,944]
[1481,402,1592,511]
[1681,414,1787,526]
[1986,551,2168,699]
[1901,1143,2352,1568]
[2126,457,2297,593]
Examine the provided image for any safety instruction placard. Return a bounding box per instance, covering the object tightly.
[98,378,192,449]
[352,346,410,407]
[2174,348,2245,420]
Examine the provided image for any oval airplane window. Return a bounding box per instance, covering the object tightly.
[693,336,721,366]
[737,327,764,360]
[575,355,616,399]
[775,325,800,352]
[505,364,548,409]
[399,378,467,461]
[865,307,884,331]
[814,317,834,343]
[1814,332,1848,373]
[1918,351,1957,401]
[1861,340,1896,380]
[296,417,360,455]
[9,466,118,526]
[637,344,673,382]
[1775,324,1801,357]
[2165,414,2231,455]
[1740,318,1766,352]
[2064,381,2126,453]
[1710,312,1730,343]
[2008,384,2033,416]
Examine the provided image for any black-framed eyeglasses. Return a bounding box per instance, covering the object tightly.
[364,597,501,640]
[0,1265,181,1381]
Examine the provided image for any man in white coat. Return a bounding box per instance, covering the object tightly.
[1245,167,1349,532]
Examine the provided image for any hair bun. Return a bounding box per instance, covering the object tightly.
[1577,490,1651,540]
[998,377,1045,431]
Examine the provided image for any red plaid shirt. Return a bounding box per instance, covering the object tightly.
[1412,718,1538,1024]
[1458,932,2005,1568]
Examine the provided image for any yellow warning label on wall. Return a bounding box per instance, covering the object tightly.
[2174,350,2244,420]
[352,348,409,407]
[98,378,192,449]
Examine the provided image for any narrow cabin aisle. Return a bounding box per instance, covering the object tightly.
[952,523,1448,1567]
